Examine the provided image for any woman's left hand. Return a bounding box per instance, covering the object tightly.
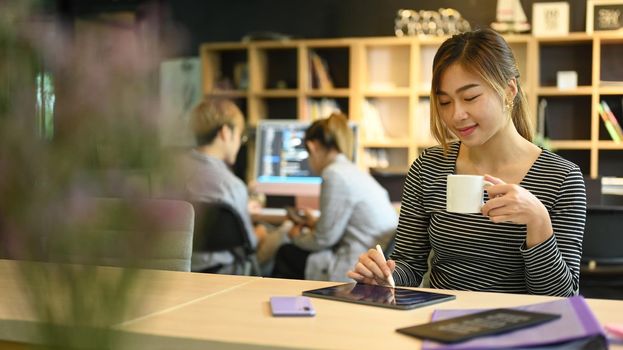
[288,224,303,239]
[300,208,318,228]
[481,174,553,247]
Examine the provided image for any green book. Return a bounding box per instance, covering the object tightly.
[597,103,622,142]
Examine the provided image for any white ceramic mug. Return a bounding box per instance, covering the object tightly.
[446,175,492,214]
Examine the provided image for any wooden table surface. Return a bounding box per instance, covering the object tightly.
[1,259,621,349]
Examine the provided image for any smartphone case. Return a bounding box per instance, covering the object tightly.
[270,296,316,317]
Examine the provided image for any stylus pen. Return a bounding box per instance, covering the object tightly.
[375,244,396,288]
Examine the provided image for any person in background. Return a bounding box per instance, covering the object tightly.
[348,28,586,296]
[182,97,287,274]
[272,113,398,282]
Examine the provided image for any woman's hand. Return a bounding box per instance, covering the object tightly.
[254,224,268,244]
[287,224,302,239]
[346,248,396,286]
[481,174,553,248]
[300,208,317,228]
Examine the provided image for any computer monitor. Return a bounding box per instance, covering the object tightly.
[254,119,358,198]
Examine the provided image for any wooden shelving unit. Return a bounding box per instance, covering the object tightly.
[201,32,623,180]
[533,33,623,178]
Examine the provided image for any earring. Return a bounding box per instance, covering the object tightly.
[505,100,514,112]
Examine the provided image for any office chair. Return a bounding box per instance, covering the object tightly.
[48,197,195,272]
[580,205,623,300]
[191,201,261,276]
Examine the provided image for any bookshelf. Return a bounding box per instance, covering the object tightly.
[533,32,623,178]
[201,32,623,181]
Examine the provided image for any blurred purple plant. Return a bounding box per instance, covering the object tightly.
[0,0,183,347]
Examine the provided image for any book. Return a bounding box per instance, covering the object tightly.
[600,101,623,141]
[309,51,333,90]
[602,176,623,195]
[421,296,607,350]
[597,103,622,143]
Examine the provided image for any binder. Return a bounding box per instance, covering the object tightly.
[421,296,607,350]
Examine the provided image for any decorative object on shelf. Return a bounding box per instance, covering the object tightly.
[491,0,531,33]
[556,70,578,89]
[532,2,570,36]
[233,62,249,90]
[394,8,471,37]
[586,0,623,34]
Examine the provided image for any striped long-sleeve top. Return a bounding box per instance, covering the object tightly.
[391,142,586,296]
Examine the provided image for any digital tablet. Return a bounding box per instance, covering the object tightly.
[302,283,455,310]
[396,308,560,343]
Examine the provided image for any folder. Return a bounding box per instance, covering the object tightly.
[421,296,607,350]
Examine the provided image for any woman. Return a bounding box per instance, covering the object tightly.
[272,113,398,281]
[347,29,586,296]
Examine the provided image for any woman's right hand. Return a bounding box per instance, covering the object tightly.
[346,248,396,286]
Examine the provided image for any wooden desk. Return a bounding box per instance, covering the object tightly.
[1,259,622,349]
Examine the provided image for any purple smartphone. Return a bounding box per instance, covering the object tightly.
[270,296,316,317]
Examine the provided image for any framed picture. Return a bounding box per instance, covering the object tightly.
[532,2,570,36]
[587,0,623,34]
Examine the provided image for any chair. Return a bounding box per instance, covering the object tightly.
[48,197,195,272]
[580,205,623,300]
[191,201,261,276]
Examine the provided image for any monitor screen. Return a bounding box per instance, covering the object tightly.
[254,120,358,197]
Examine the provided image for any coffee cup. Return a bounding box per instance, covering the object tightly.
[446,174,492,213]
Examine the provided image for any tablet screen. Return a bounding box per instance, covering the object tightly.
[302,283,455,310]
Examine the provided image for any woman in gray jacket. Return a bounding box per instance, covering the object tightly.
[271,113,398,281]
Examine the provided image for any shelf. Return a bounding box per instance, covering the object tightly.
[363,88,411,97]
[417,90,432,97]
[200,34,623,178]
[362,140,412,148]
[206,90,248,98]
[254,90,299,97]
[598,86,623,94]
[537,86,593,95]
[549,140,592,150]
[305,89,350,97]
[535,32,592,43]
[201,43,247,50]
[597,141,623,150]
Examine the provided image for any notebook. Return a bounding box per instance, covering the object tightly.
[417,296,607,350]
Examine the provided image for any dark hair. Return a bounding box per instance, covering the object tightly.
[430,28,532,154]
[304,113,353,160]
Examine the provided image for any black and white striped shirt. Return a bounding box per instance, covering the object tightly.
[391,142,586,296]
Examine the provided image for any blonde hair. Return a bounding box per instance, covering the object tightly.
[304,113,353,161]
[430,28,532,155]
[191,98,244,146]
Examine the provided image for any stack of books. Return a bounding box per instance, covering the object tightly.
[602,176,623,196]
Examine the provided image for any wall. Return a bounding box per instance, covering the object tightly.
[166,0,590,56]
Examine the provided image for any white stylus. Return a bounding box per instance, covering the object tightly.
[375,244,396,288]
